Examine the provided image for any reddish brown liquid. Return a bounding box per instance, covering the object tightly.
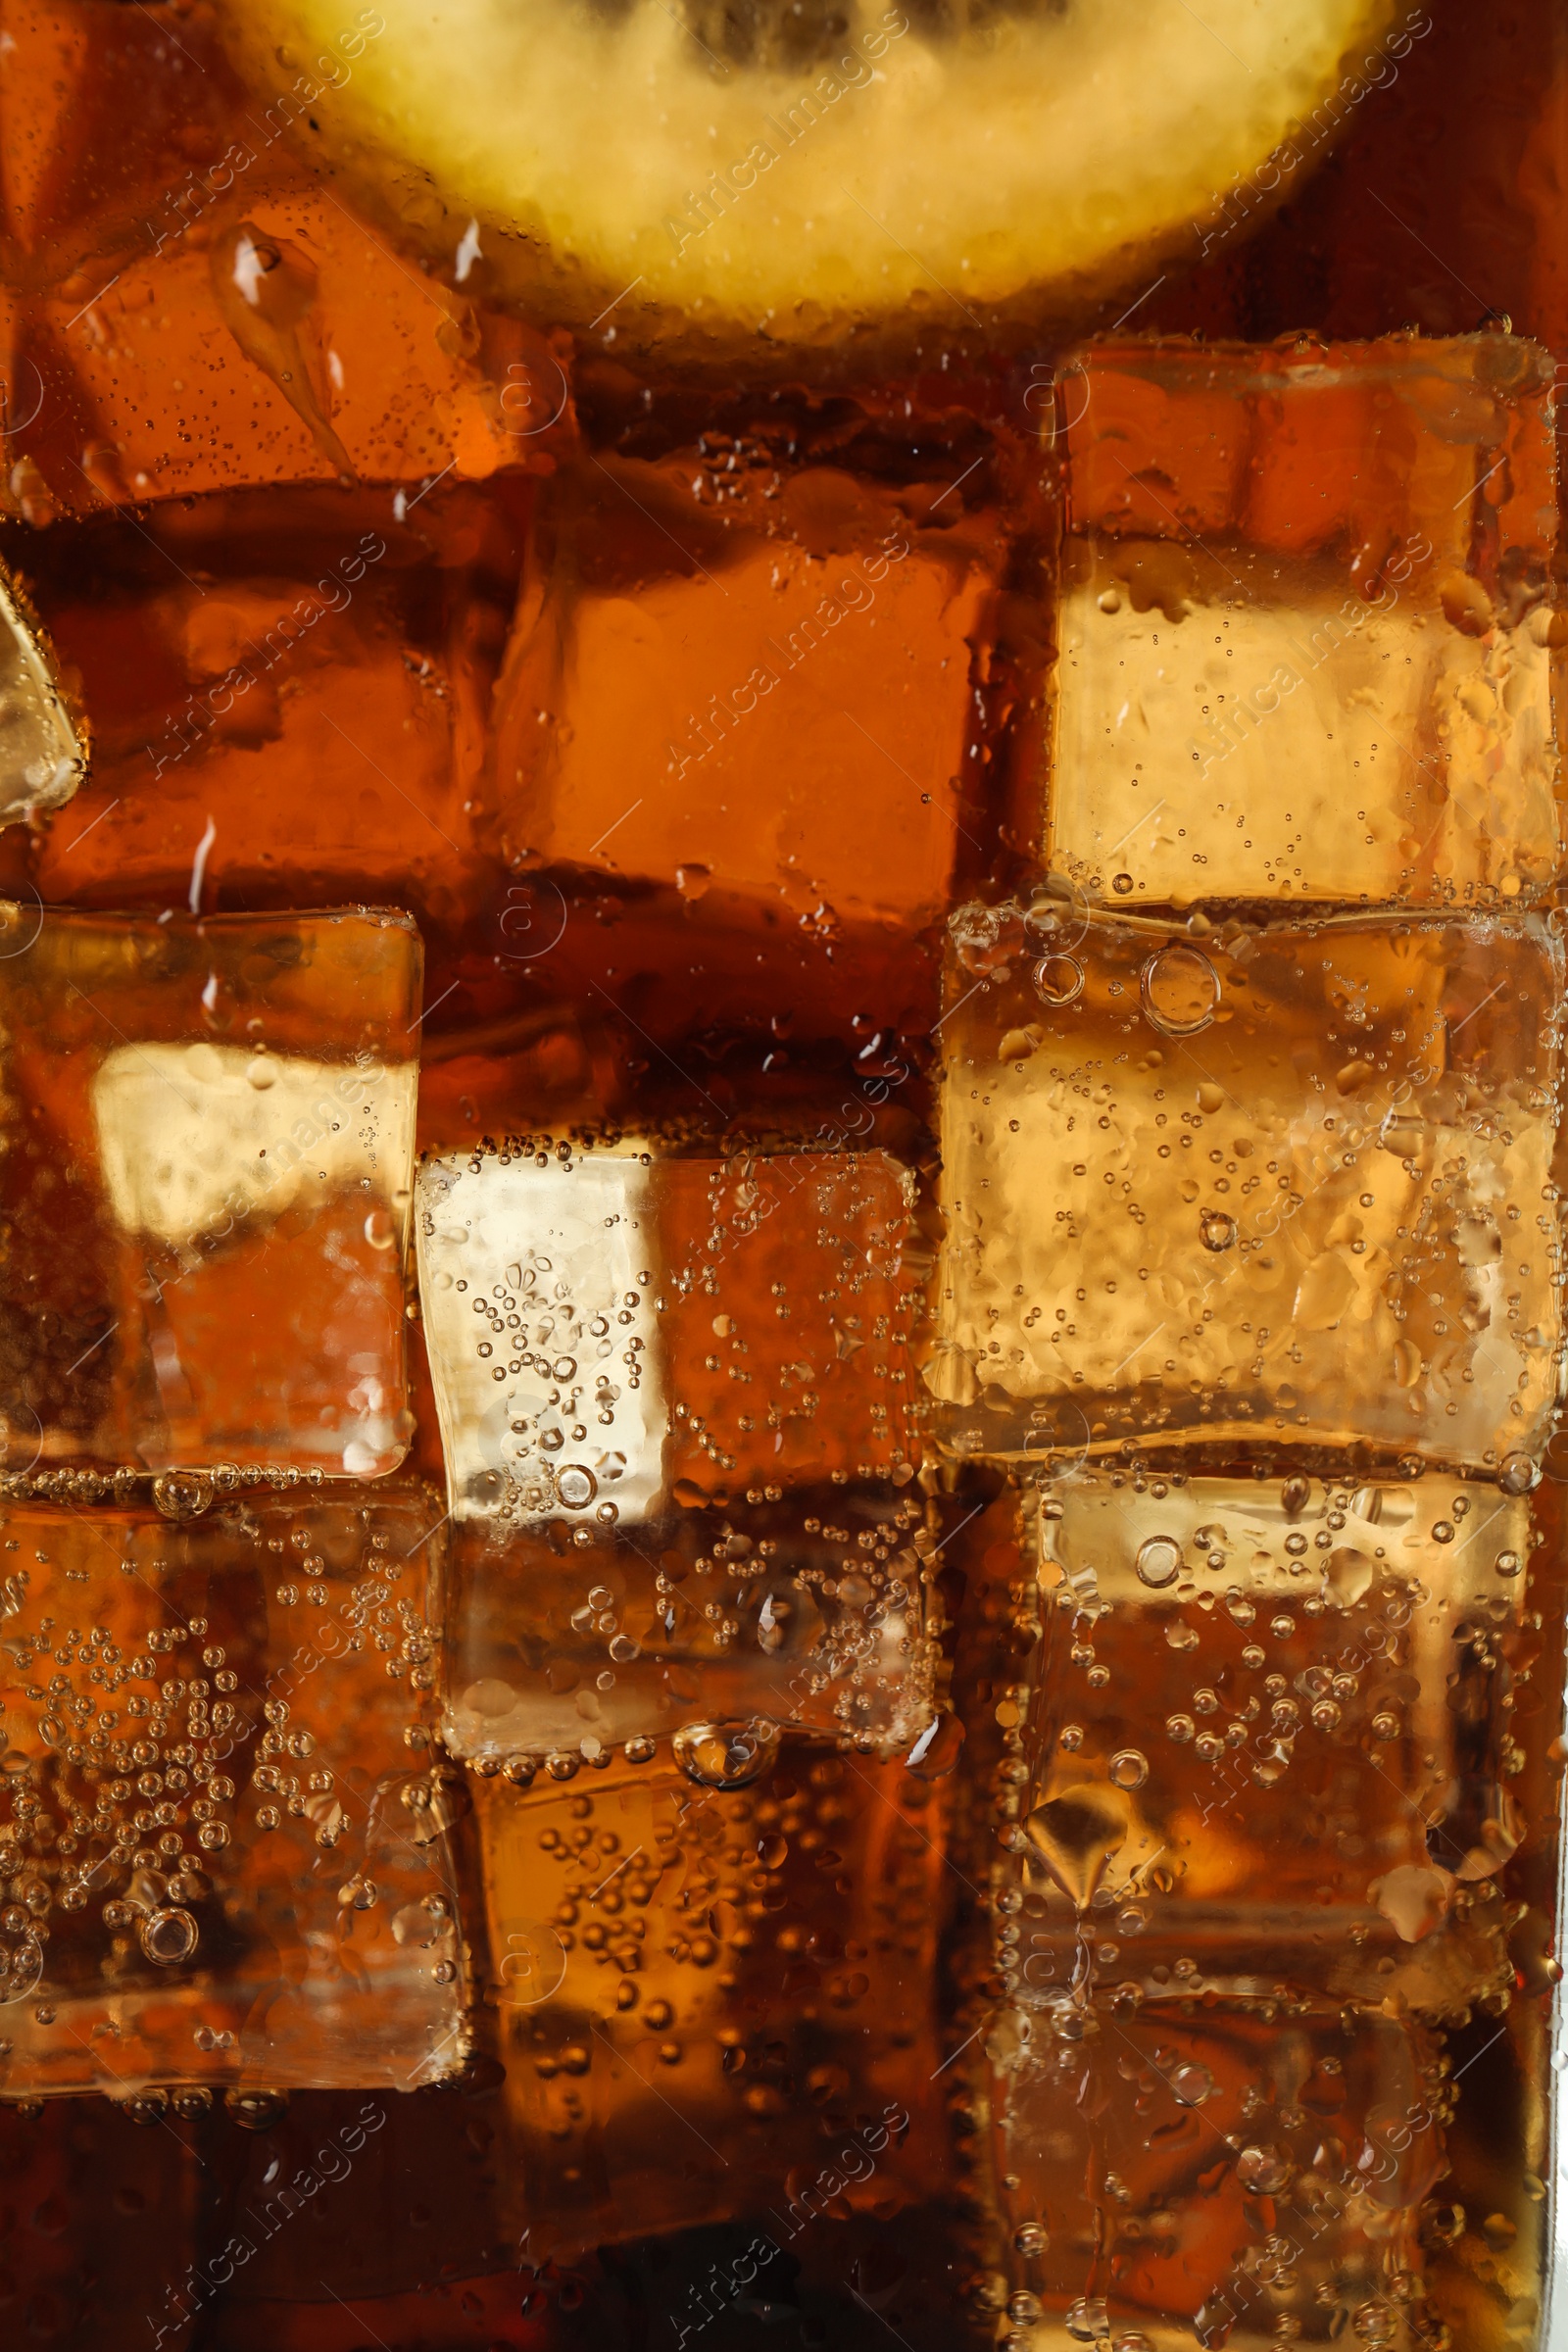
[0,2,1564,2347]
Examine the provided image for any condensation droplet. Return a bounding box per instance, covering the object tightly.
[1136,1536,1182,1589]
[139,1906,198,1967]
[557,1464,597,1509]
[153,1469,214,1522]
[1108,1748,1148,1789]
[1237,2143,1292,2194]
[673,1717,779,1789]
[1033,954,1085,1009]
[1141,942,1219,1037]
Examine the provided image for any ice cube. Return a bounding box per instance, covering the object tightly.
[0,564,85,827]
[442,1486,932,1766]
[0,1483,462,2096]
[990,1991,1446,2346]
[23,490,507,938]
[416,1143,921,1522]
[0,903,419,1473]
[0,0,573,512]
[473,1740,950,2259]
[930,900,1563,1471]
[1049,335,1560,908]
[1006,1471,1532,2009]
[484,430,1007,932]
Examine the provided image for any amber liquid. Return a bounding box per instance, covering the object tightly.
[0,2,1565,2347]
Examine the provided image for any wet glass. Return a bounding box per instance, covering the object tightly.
[0,4,1564,2349]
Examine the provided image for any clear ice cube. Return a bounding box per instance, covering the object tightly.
[930,901,1564,1470]
[473,1743,950,2259]
[0,904,419,1473]
[417,1144,932,1761]
[0,1483,461,2096]
[1049,335,1561,909]
[0,564,84,827]
[416,1143,921,1520]
[1009,1470,1531,2009]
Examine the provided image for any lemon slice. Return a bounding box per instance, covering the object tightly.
[217,0,1393,360]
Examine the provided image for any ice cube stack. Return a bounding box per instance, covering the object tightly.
[0,323,1560,2347]
[936,338,1566,2345]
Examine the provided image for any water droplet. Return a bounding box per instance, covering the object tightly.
[225,2087,288,2130]
[391,1899,448,1950]
[1111,872,1134,896]
[673,1717,779,1789]
[209,223,354,475]
[1237,2143,1292,2194]
[1033,954,1085,1008]
[1141,942,1218,1036]
[1499,1452,1536,1495]
[1432,1520,1455,1544]
[152,1469,213,1522]
[1171,2061,1213,2105]
[1496,1549,1523,1577]
[1066,2297,1109,2341]
[246,1054,277,1090]
[139,1906,198,1967]
[363,1205,396,1250]
[1200,1209,1237,1252]
[1012,2221,1049,2257]
[1136,1536,1182,1589]
[1108,1748,1148,1789]
[1023,1783,1128,1908]
[1281,1474,1311,1516]
[557,1464,597,1509]
[1372,1862,1450,1943]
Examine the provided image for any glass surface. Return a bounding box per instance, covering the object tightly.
[0,5,1563,2350]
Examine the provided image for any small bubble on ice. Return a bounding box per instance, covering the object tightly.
[1135,1536,1181,1589]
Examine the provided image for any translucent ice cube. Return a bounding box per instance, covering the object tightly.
[1049,334,1561,909]
[419,1143,932,1760]
[990,1992,1446,2347]
[1004,1471,1532,2011]
[0,562,85,826]
[442,1486,932,1766]
[485,435,1005,931]
[416,1143,920,1522]
[930,901,1564,1470]
[473,1741,949,2259]
[0,1483,462,2096]
[0,904,419,1474]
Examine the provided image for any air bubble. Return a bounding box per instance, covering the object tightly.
[1141,942,1219,1036]
[139,1906,198,1967]
[1033,955,1085,1009]
[673,1717,779,1789]
[1135,1536,1182,1589]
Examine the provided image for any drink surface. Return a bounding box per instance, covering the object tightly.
[0,4,1563,2350]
